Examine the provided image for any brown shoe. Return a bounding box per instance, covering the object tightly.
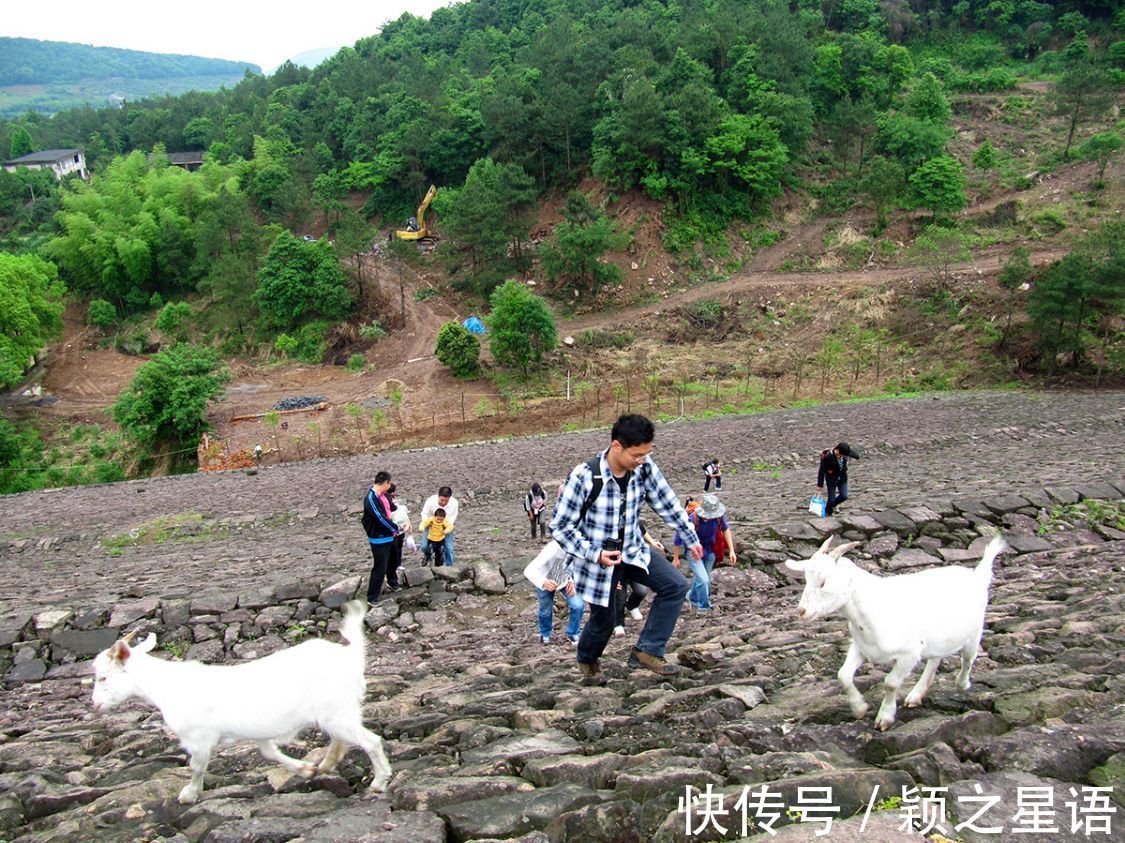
[628,648,680,675]
[579,661,607,687]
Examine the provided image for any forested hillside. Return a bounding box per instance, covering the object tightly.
[0,38,259,86]
[0,0,1122,493]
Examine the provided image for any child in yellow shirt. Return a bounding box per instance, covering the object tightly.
[419,508,453,566]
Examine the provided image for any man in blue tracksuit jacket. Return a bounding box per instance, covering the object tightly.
[362,471,398,603]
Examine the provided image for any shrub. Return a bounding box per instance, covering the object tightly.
[435,321,481,377]
[346,353,366,372]
[359,320,387,340]
[87,299,117,329]
[155,301,193,337]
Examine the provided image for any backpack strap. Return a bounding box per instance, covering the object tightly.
[578,455,604,523]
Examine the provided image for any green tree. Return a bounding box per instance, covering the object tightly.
[488,280,557,376]
[1053,62,1115,158]
[86,299,117,329]
[155,301,193,340]
[112,343,230,454]
[434,321,481,377]
[908,154,966,219]
[1079,131,1123,185]
[909,225,972,286]
[998,246,1031,348]
[254,231,353,331]
[973,139,996,170]
[704,114,788,198]
[443,158,537,276]
[539,193,628,294]
[859,155,905,234]
[9,126,33,158]
[0,254,65,388]
[1027,222,1125,366]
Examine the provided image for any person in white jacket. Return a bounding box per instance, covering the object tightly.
[524,540,586,645]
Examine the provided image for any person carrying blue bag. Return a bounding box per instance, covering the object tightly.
[817,442,860,516]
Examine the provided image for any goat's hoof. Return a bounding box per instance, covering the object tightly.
[177,787,200,805]
[957,680,971,691]
[297,763,317,779]
[874,716,895,731]
[850,705,869,719]
[369,775,390,793]
[904,695,923,708]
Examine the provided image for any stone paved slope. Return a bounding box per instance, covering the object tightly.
[0,389,1121,618]
[0,389,1123,843]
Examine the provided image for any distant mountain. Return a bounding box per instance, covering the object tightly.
[0,37,260,86]
[281,47,343,71]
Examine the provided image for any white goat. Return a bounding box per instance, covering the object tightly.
[785,535,1007,730]
[91,599,391,804]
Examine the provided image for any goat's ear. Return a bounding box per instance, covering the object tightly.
[784,558,809,572]
[828,541,860,560]
[109,640,131,665]
[135,633,157,654]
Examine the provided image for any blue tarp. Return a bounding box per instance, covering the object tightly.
[462,316,488,335]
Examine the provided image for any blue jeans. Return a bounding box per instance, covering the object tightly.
[688,552,716,610]
[421,531,455,566]
[826,478,848,515]
[537,588,585,638]
[577,549,688,663]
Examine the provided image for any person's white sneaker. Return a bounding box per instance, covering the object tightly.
[541,636,551,645]
[629,608,643,621]
[613,625,625,636]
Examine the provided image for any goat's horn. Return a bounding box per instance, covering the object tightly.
[122,629,138,645]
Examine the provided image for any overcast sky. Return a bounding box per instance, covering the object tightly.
[5,0,457,73]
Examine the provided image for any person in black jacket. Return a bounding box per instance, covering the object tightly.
[817,442,860,516]
[362,471,398,602]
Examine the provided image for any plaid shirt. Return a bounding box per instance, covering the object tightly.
[551,448,699,608]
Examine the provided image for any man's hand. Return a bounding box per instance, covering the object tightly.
[726,551,738,566]
[599,550,622,567]
[566,581,576,597]
[542,579,559,592]
[688,543,704,561]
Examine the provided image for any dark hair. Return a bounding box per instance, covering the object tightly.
[611,414,655,448]
[438,486,453,497]
[836,442,851,456]
[434,508,446,517]
[374,471,391,484]
[531,482,543,497]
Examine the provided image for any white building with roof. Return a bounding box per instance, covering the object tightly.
[3,148,88,180]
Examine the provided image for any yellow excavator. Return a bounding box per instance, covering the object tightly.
[394,184,437,241]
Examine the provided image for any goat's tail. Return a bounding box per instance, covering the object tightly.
[976,534,1008,583]
[340,599,368,652]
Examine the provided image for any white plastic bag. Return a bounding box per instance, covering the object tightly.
[405,535,418,553]
[808,495,827,518]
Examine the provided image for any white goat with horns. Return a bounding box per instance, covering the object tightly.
[91,599,391,804]
[785,534,1007,730]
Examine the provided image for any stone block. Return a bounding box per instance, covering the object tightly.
[770,522,822,542]
[1005,533,1053,554]
[872,509,919,534]
[159,599,190,627]
[1075,482,1121,502]
[190,594,238,615]
[937,547,980,563]
[50,628,118,658]
[899,506,942,525]
[1044,486,1080,505]
[835,513,883,533]
[982,495,1030,514]
[401,566,435,589]
[108,598,160,628]
[318,576,361,608]
[951,498,994,518]
[884,547,943,571]
[272,582,319,602]
[808,517,843,535]
[185,639,224,662]
[866,532,900,557]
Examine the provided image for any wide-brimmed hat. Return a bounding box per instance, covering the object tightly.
[837,442,860,459]
[697,494,726,519]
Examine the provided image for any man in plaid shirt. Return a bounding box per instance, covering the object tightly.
[552,414,703,685]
